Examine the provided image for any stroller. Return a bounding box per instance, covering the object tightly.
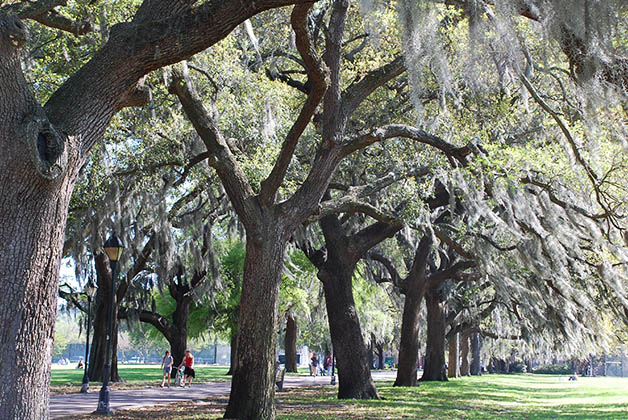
[174,365,186,387]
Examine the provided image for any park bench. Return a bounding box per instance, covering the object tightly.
[275,368,286,392]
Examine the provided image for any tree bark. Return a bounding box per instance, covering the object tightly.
[306,215,399,399]
[320,266,379,399]
[470,332,482,375]
[0,172,76,419]
[88,305,121,382]
[420,286,448,382]
[170,296,191,368]
[448,332,460,378]
[377,343,385,370]
[285,313,298,372]
[394,236,432,386]
[460,332,471,376]
[88,253,122,382]
[368,333,376,370]
[227,331,237,375]
[224,224,287,420]
[0,14,81,420]
[1,3,316,418]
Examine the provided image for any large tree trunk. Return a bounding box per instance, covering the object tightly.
[394,235,431,386]
[88,307,121,382]
[0,175,74,420]
[460,332,471,376]
[227,331,237,375]
[420,287,448,382]
[285,313,298,372]
[368,333,376,369]
[170,296,191,368]
[89,253,122,382]
[224,226,286,420]
[376,343,385,370]
[394,284,423,386]
[470,332,482,375]
[320,267,379,399]
[0,15,79,419]
[168,328,188,371]
[448,332,460,378]
[0,3,325,419]
[308,216,398,398]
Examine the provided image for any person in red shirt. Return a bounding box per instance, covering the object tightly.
[178,349,195,387]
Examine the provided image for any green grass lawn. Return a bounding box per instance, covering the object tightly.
[57,373,628,419]
[51,363,318,393]
[50,364,232,393]
[276,374,628,420]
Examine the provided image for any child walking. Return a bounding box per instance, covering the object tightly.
[160,350,173,388]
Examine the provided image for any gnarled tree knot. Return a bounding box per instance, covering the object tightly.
[0,14,29,52]
[23,117,68,180]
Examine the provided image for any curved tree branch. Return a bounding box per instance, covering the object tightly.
[169,67,258,225]
[259,3,329,206]
[340,124,476,164]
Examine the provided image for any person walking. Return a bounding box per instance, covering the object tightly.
[325,353,333,376]
[179,349,195,387]
[310,353,318,376]
[160,350,174,388]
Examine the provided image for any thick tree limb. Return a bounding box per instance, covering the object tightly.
[169,68,257,225]
[58,286,88,313]
[117,234,156,301]
[348,221,403,263]
[259,3,328,206]
[318,198,399,225]
[433,227,474,260]
[3,0,64,18]
[31,10,92,35]
[1,0,93,35]
[43,0,319,158]
[427,260,475,285]
[118,307,174,342]
[406,234,433,286]
[340,56,405,124]
[446,298,499,339]
[320,0,349,143]
[314,166,429,223]
[520,176,606,221]
[368,251,405,290]
[340,124,475,164]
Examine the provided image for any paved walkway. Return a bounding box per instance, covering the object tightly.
[50,370,397,418]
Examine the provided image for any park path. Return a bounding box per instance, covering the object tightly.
[50,370,397,418]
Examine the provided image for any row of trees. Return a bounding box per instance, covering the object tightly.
[0,0,626,419]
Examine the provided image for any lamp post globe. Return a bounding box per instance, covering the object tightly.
[103,234,124,262]
[80,277,98,393]
[95,233,123,415]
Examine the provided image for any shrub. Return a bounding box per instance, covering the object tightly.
[509,362,527,373]
[531,364,572,374]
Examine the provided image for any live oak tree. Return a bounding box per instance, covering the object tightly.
[168,0,490,416]
[301,213,400,398]
[61,134,222,382]
[118,221,222,369]
[279,250,314,374]
[0,1,323,418]
[394,0,628,376]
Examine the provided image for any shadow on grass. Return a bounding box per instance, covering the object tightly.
[275,374,628,420]
[53,373,628,420]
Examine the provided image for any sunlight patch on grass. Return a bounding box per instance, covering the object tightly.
[54,373,628,419]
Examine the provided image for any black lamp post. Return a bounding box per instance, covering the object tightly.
[80,276,98,393]
[95,233,123,415]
